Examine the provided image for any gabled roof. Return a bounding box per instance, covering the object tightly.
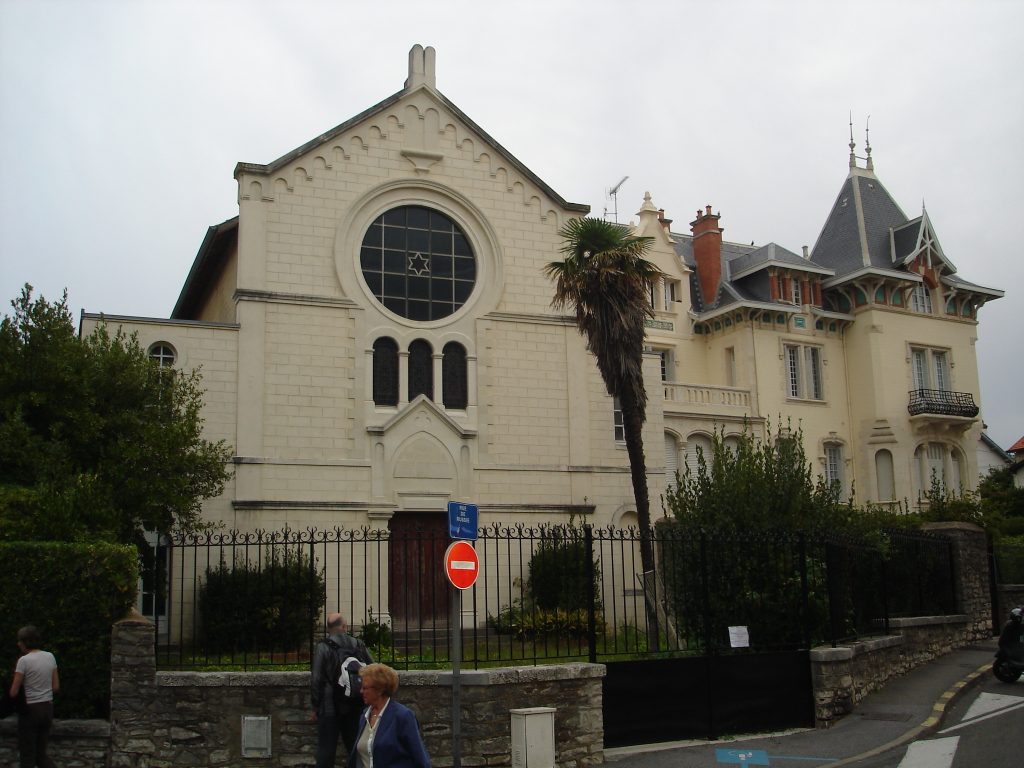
[892,208,954,271]
[728,242,833,282]
[981,432,1013,462]
[233,68,587,215]
[172,216,238,319]
[1009,436,1024,455]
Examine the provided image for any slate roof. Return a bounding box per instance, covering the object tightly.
[810,169,908,276]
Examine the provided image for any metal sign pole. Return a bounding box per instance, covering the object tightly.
[452,585,462,768]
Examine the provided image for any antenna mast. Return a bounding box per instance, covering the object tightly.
[606,176,629,223]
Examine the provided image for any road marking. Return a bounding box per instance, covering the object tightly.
[715,749,769,765]
[961,691,1023,720]
[896,736,958,768]
[938,694,1024,735]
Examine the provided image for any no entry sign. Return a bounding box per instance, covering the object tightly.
[444,540,479,590]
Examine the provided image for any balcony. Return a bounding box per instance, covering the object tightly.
[662,383,753,419]
[907,388,979,418]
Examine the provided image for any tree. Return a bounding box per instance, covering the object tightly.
[663,422,848,535]
[0,285,233,543]
[545,217,661,576]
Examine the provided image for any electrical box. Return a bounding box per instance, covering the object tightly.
[510,707,555,768]
[241,715,272,758]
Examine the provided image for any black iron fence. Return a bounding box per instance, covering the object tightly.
[148,523,957,669]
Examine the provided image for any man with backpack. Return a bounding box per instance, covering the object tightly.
[311,613,374,767]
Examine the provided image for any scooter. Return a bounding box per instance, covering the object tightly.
[993,606,1024,683]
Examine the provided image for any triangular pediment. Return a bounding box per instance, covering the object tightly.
[367,395,476,440]
[233,46,586,215]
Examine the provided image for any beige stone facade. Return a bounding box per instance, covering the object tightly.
[81,46,1001,622]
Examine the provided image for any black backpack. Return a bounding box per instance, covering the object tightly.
[325,636,368,711]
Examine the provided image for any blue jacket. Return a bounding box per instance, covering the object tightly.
[349,698,431,768]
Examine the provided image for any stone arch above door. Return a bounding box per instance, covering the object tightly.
[367,394,476,508]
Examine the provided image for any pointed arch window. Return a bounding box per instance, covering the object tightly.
[408,339,434,401]
[442,342,468,409]
[372,337,399,406]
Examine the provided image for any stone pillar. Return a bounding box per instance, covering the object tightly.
[922,521,991,640]
[108,610,157,768]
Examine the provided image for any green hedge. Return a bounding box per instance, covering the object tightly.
[0,541,137,718]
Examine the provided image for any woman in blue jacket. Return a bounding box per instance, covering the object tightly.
[350,663,431,768]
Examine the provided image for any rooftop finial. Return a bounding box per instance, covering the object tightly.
[865,115,874,171]
[849,112,857,168]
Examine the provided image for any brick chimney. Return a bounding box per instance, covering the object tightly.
[690,205,723,305]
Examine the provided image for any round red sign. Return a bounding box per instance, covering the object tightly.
[444,540,480,590]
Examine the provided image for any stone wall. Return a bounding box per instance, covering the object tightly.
[995,584,1024,625]
[811,522,994,727]
[0,717,109,767]
[5,613,604,768]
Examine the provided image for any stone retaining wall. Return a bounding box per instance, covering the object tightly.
[3,613,605,768]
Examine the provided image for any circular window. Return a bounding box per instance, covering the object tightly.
[359,205,476,321]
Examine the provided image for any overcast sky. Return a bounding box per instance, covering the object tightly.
[1,0,1021,450]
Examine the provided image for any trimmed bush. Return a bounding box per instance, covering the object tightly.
[198,546,325,655]
[527,528,600,612]
[0,541,137,718]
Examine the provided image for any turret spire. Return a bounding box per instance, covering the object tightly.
[848,113,857,168]
[865,115,874,171]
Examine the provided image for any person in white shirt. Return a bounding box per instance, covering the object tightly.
[9,625,59,768]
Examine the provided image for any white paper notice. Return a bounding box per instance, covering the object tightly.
[728,626,750,648]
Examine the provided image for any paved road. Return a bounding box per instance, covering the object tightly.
[605,640,1002,768]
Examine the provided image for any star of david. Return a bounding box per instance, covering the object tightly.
[408,252,431,276]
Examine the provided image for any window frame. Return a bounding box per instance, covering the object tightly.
[148,342,177,368]
[910,345,952,391]
[783,342,824,401]
[824,442,844,493]
[911,283,933,314]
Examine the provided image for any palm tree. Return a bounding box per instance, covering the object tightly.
[545,216,662,600]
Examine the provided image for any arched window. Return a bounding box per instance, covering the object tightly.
[442,342,468,409]
[408,339,434,401]
[951,448,964,493]
[372,337,399,406]
[875,449,895,502]
[148,343,176,367]
[665,433,680,491]
[824,442,844,494]
[685,434,713,477]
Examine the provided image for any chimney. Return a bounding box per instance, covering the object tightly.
[690,205,723,305]
[658,208,673,231]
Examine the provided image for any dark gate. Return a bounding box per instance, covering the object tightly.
[603,651,814,746]
[388,512,449,625]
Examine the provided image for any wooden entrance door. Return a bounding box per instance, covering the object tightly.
[388,512,450,626]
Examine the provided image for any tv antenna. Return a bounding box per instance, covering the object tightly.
[605,175,629,222]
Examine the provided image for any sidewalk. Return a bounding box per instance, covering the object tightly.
[605,638,997,767]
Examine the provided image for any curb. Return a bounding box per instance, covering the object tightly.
[827,661,992,767]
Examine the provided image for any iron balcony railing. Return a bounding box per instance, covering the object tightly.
[907,388,979,418]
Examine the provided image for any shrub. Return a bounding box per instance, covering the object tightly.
[527,527,600,611]
[198,546,325,655]
[0,541,136,718]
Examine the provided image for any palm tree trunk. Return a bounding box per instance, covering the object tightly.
[619,390,660,651]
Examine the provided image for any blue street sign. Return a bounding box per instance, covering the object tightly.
[448,501,479,541]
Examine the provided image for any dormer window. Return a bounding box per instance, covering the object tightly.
[663,279,679,309]
[911,284,933,314]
